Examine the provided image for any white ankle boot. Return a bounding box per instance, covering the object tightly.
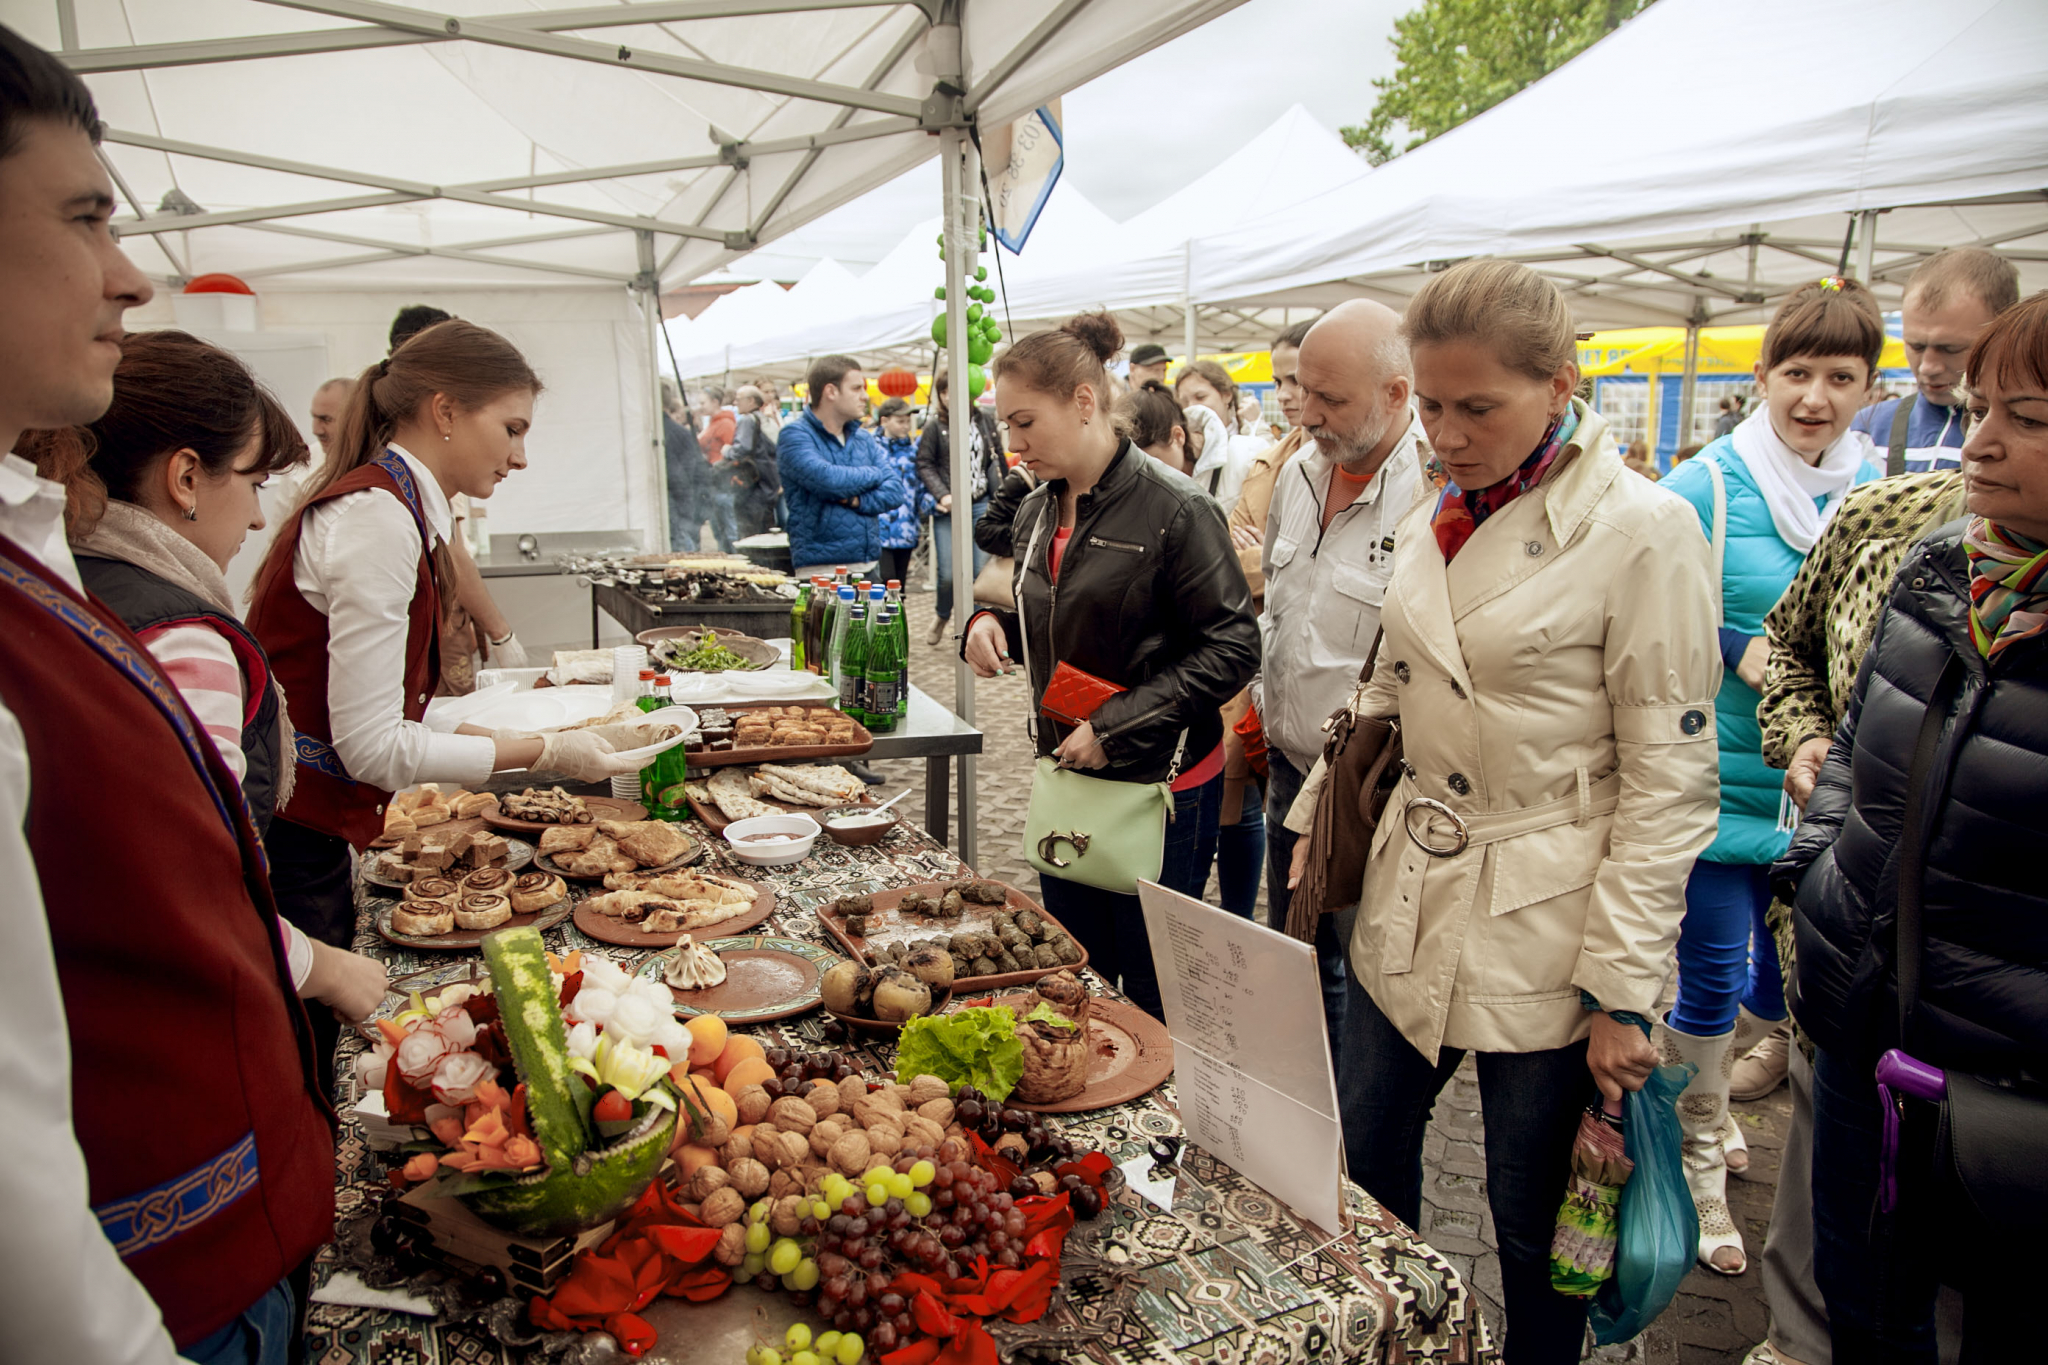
[1656,1018,1746,1274]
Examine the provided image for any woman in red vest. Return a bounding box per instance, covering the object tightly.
[25,329,392,1022]
[249,320,640,955]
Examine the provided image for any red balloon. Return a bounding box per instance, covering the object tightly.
[181,272,256,295]
[876,367,920,398]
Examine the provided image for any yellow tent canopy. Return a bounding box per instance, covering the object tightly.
[1578,325,1907,377]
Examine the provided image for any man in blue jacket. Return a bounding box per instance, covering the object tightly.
[1848,246,2017,473]
[779,354,904,579]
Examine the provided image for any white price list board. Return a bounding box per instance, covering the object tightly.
[1138,880,1345,1234]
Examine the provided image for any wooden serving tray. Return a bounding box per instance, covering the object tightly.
[812,880,1089,992]
[482,794,648,836]
[570,876,777,948]
[683,703,873,768]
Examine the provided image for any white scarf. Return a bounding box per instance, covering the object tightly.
[73,501,296,808]
[1727,409,1870,554]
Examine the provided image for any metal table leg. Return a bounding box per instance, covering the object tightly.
[590,585,600,648]
[925,755,950,849]
[958,753,977,871]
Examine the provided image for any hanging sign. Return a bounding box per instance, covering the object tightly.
[983,101,1063,254]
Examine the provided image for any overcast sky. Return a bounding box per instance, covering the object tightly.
[724,0,1407,280]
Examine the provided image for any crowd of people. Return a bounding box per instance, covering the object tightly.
[2,20,2042,1365]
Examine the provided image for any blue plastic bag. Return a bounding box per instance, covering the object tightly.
[1588,1058,1699,1344]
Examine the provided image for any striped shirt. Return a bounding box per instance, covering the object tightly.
[132,619,314,989]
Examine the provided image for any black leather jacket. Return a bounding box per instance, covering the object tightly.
[1775,526,2048,1080]
[976,468,1033,557]
[971,441,1259,783]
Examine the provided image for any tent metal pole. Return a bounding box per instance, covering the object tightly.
[1181,243,1197,370]
[1856,208,1879,284]
[1677,302,1703,460]
[637,230,672,554]
[936,11,976,868]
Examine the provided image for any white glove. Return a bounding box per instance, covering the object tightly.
[535,728,643,782]
[489,632,529,668]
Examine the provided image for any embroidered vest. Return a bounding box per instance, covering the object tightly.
[247,452,441,848]
[0,535,335,1348]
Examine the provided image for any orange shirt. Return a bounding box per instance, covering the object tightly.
[1322,462,1378,531]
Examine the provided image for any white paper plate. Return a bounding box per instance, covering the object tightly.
[458,685,616,733]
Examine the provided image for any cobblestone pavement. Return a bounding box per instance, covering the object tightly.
[876,583,1782,1363]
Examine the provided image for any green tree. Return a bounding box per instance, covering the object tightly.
[1343,0,1654,165]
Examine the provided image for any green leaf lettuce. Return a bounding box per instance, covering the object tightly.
[895,1007,1024,1102]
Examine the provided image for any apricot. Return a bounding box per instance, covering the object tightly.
[721,1056,776,1097]
[712,1034,767,1086]
[685,1014,728,1070]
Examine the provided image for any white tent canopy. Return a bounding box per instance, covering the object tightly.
[29,0,1244,540]
[663,101,1370,380]
[1186,0,2048,330]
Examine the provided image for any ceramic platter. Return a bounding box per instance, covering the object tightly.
[570,876,777,948]
[373,895,572,952]
[635,935,842,1024]
[362,837,534,891]
[481,794,649,836]
[959,994,1174,1114]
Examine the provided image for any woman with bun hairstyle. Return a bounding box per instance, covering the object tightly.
[249,320,643,955]
[1286,260,1719,1359]
[1658,276,1883,1275]
[963,312,1260,1017]
[21,329,389,1024]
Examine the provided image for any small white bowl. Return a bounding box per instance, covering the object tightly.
[722,812,821,866]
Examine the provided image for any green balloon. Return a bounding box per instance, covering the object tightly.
[966,303,983,323]
[974,266,988,282]
[980,317,1001,339]
[933,285,945,301]
[968,363,987,399]
[930,315,947,347]
[968,335,993,364]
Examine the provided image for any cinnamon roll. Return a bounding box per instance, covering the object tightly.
[462,867,515,895]
[405,876,462,906]
[391,901,455,936]
[454,892,513,931]
[509,871,566,915]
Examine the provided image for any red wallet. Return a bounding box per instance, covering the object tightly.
[1039,661,1127,728]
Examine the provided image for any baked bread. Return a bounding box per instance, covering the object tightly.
[406,876,462,907]
[463,867,516,895]
[383,810,418,837]
[509,871,566,914]
[582,889,680,922]
[563,835,631,878]
[599,819,694,868]
[391,901,455,936]
[410,806,451,828]
[451,790,501,818]
[453,892,512,931]
[538,824,599,856]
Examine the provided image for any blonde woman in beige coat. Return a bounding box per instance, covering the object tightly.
[1286,261,1721,1362]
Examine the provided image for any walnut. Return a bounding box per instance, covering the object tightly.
[771,1194,808,1236]
[696,1113,732,1149]
[867,1124,903,1158]
[904,1115,946,1151]
[689,1165,731,1202]
[829,1131,873,1176]
[916,1098,955,1128]
[727,1156,770,1197]
[735,1085,773,1126]
[837,1075,867,1110]
[769,1168,800,1200]
[810,1118,847,1159]
[700,1187,746,1226]
[907,1075,950,1106]
[805,1081,841,1117]
[768,1096,818,1135]
[718,1132,754,1167]
[713,1223,748,1267]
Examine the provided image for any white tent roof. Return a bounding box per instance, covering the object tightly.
[1189,0,2048,327]
[664,101,1369,378]
[28,0,1244,292]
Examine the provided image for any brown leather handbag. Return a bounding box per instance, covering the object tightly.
[1287,629,1403,942]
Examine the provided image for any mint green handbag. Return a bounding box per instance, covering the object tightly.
[1014,518,1184,894]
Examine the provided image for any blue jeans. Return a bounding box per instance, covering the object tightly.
[1338,981,1591,1364]
[666,475,699,551]
[1034,771,1221,1020]
[931,498,988,621]
[1264,749,1349,1062]
[702,486,740,552]
[1670,859,1785,1034]
[181,1278,294,1365]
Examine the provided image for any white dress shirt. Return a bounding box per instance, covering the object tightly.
[291,444,495,792]
[0,455,181,1365]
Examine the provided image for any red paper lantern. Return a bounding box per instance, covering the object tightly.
[876,367,919,398]
[181,273,256,295]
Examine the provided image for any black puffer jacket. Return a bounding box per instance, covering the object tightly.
[1775,525,2048,1081]
[972,441,1259,783]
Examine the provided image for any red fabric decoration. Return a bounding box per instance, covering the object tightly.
[530,1179,732,1355]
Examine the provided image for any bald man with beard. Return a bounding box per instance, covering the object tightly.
[1255,299,1432,1057]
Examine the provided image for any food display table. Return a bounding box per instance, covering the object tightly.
[591,578,791,645]
[307,810,1495,1365]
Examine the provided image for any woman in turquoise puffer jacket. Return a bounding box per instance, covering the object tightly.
[1658,276,1883,1277]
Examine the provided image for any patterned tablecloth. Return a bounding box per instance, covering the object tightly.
[308,815,1495,1364]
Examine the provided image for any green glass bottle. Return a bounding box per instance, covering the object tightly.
[641,674,688,819]
[865,607,901,732]
[835,593,869,722]
[789,580,810,670]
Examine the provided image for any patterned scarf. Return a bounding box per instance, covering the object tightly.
[1428,406,1580,563]
[1965,515,2048,658]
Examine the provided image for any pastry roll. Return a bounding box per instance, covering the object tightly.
[463,867,515,895]
[454,892,512,930]
[391,902,455,936]
[406,876,461,907]
[509,872,566,914]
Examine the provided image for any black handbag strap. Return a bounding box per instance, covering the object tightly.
[1895,655,1964,1046]
[1887,394,1916,477]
